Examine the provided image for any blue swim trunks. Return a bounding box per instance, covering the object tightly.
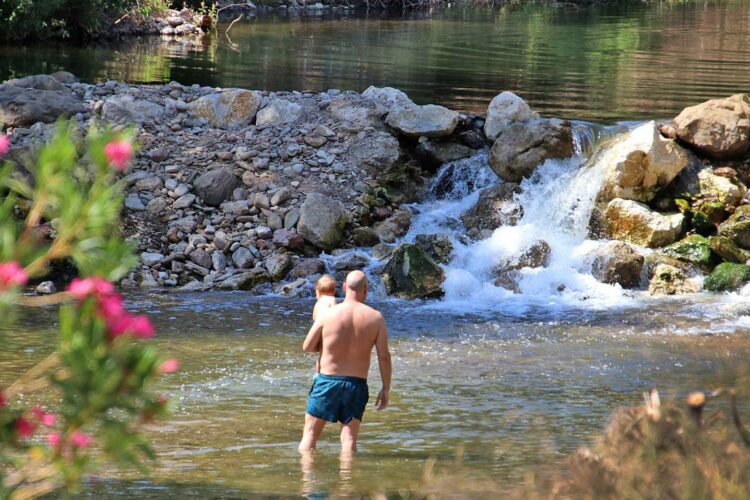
[306,374,369,424]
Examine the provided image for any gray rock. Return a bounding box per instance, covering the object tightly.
[673,93,750,159]
[135,176,163,191]
[232,246,255,268]
[415,234,454,264]
[386,104,460,139]
[51,71,77,85]
[173,193,196,209]
[484,91,539,140]
[102,95,164,125]
[146,197,167,214]
[148,147,169,162]
[36,281,57,295]
[194,169,240,206]
[297,193,349,250]
[590,241,645,288]
[214,231,230,251]
[216,269,270,291]
[125,194,146,211]
[346,131,402,171]
[461,183,522,233]
[362,86,415,114]
[256,226,273,239]
[189,249,212,269]
[371,243,394,261]
[374,210,412,243]
[289,258,326,279]
[352,227,380,247]
[212,251,228,272]
[141,252,165,267]
[272,228,304,249]
[415,141,475,169]
[5,74,67,91]
[0,85,85,127]
[188,89,260,129]
[271,187,291,206]
[267,212,283,230]
[284,207,300,229]
[256,99,303,128]
[382,244,445,299]
[265,253,294,280]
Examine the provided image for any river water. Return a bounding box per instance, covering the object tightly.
[2,1,750,122]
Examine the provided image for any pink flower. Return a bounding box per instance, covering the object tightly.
[47,432,61,447]
[97,293,125,319]
[108,314,155,339]
[31,407,56,426]
[159,359,180,374]
[0,134,9,156]
[67,276,114,300]
[15,417,36,438]
[70,430,94,448]
[0,391,5,408]
[0,261,28,290]
[103,140,133,171]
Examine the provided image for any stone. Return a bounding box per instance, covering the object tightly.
[125,194,146,211]
[717,205,750,249]
[214,231,230,251]
[595,121,692,203]
[256,99,302,128]
[173,193,196,209]
[648,264,699,295]
[5,74,67,91]
[329,95,381,129]
[194,169,240,206]
[272,229,304,250]
[51,72,77,85]
[289,258,326,279]
[704,262,750,291]
[698,169,746,207]
[415,141,475,169]
[334,254,370,272]
[216,269,270,291]
[265,253,294,280]
[271,187,291,206]
[148,147,169,162]
[267,213,283,231]
[386,104,460,139]
[382,244,445,299]
[708,236,750,264]
[362,86,415,114]
[489,119,574,182]
[189,249,212,269]
[415,234,454,264]
[101,95,164,125]
[346,132,402,171]
[0,86,85,127]
[36,281,57,295]
[166,16,185,27]
[212,251,228,272]
[188,89,261,129]
[297,193,349,250]
[493,241,551,277]
[602,199,684,248]
[484,91,539,140]
[284,208,300,229]
[352,227,381,247]
[135,176,163,191]
[141,252,165,267]
[372,243,394,261]
[232,246,255,268]
[673,93,750,159]
[461,183,522,232]
[372,210,411,243]
[279,278,310,297]
[661,234,716,272]
[590,241,644,288]
[147,197,167,214]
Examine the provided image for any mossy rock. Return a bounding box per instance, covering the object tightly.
[708,236,750,264]
[700,202,727,225]
[717,205,750,249]
[661,234,716,272]
[382,244,445,299]
[703,262,750,292]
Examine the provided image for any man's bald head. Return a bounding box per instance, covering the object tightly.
[345,270,368,300]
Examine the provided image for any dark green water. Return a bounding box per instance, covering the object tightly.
[2,1,750,122]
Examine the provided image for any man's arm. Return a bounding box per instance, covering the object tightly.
[374,315,392,410]
[302,319,324,353]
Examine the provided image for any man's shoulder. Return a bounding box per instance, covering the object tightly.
[356,302,384,322]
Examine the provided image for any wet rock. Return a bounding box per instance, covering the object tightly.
[272,228,304,250]
[698,168,746,207]
[484,91,539,141]
[36,281,57,295]
[256,99,302,128]
[704,262,750,291]
[352,227,380,247]
[188,89,260,129]
[717,205,750,249]
[371,243,394,261]
[265,253,294,280]
[141,252,164,267]
[289,258,326,279]
[102,95,164,125]
[461,183,522,233]
[489,119,574,182]
[648,264,699,295]
[374,210,412,243]
[334,254,370,271]
[362,86,415,114]
[602,199,684,248]
[590,241,644,288]
[232,246,255,269]
[297,193,349,250]
[661,234,716,272]
[382,244,445,299]
[494,240,551,275]
[0,86,85,127]
[415,234,454,264]
[5,74,67,91]
[386,104,460,139]
[596,121,692,203]
[279,278,310,297]
[708,236,750,263]
[216,269,270,291]
[194,169,240,206]
[415,141,475,170]
[673,93,750,159]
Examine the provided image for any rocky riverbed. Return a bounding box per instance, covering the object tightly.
[2,72,750,299]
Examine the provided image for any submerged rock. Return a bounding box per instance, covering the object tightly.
[297,193,348,251]
[703,262,750,292]
[188,89,260,128]
[484,91,539,141]
[596,121,691,203]
[648,264,698,295]
[602,199,684,248]
[382,244,445,299]
[386,104,459,138]
[673,93,750,159]
[590,241,644,288]
[661,234,715,272]
[488,119,574,182]
[461,183,522,233]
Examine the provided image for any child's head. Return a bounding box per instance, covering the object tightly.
[315,274,336,298]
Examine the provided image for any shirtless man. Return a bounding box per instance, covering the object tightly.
[299,270,392,454]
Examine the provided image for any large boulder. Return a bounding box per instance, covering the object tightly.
[102,95,164,125]
[329,95,382,130]
[297,193,349,251]
[216,269,270,291]
[255,99,302,128]
[488,119,574,182]
[373,210,412,243]
[484,91,539,141]
[382,244,445,299]
[461,183,522,233]
[0,85,85,127]
[673,93,750,159]
[362,86,415,114]
[414,234,454,264]
[264,253,294,281]
[595,121,691,203]
[188,89,260,129]
[704,262,750,292]
[386,104,459,139]
[602,199,684,248]
[590,241,644,288]
[708,236,750,264]
[4,74,67,91]
[660,234,715,272]
[717,205,750,249]
[697,168,746,207]
[346,131,402,171]
[648,264,699,295]
[193,169,240,206]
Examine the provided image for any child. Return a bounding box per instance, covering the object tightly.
[312,275,337,374]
